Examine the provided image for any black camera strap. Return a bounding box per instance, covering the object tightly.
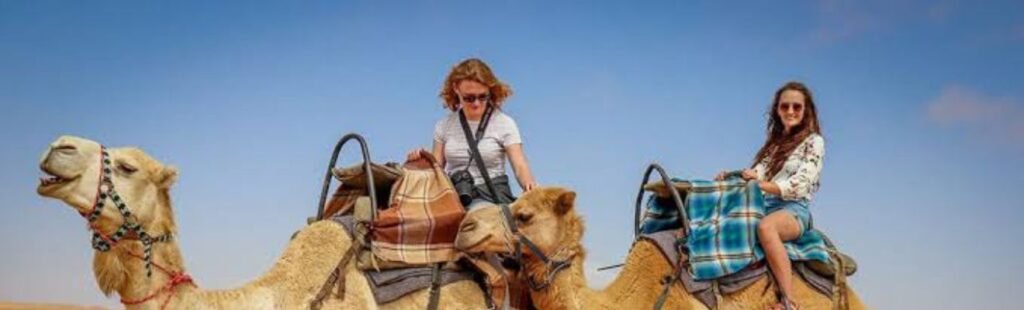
[462,106,492,167]
[458,106,507,203]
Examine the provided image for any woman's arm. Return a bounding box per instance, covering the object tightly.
[432,140,446,168]
[759,180,782,196]
[505,143,537,191]
[404,141,446,167]
[748,166,784,195]
[776,135,825,200]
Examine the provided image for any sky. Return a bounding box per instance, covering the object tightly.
[1,1,1022,309]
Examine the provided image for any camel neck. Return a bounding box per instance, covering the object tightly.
[525,250,597,310]
[525,238,678,310]
[96,241,192,309]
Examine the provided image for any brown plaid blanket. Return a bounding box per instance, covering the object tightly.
[371,152,466,264]
[323,162,403,218]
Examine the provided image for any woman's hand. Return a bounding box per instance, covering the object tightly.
[714,170,728,181]
[406,148,427,162]
[716,169,757,181]
[505,144,537,193]
[741,169,758,181]
[524,182,538,192]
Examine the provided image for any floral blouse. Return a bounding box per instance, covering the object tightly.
[753,134,825,202]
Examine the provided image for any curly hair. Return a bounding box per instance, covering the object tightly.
[439,58,513,111]
[752,81,823,179]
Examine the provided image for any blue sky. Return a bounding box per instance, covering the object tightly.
[1,1,1022,309]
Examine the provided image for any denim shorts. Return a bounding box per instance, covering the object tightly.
[764,195,813,235]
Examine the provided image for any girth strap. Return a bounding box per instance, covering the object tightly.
[653,242,689,310]
[831,251,850,310]
[426,263,444,310]
[309,246,357,310]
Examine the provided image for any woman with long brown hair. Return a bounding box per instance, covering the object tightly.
[717,81,825,309]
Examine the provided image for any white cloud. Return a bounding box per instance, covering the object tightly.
[926,85,1024,145]
[809,0,883,44]
[926,86,1008,123]
[806,0,971,46]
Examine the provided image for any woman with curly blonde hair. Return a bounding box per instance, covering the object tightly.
[408,58,537,210]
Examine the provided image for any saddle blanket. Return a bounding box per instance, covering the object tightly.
[641,229,836,309]
[330,215,477,304]
[641,178,830,280]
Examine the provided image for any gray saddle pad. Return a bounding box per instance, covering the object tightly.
[639,230,834,309]
[639,230,766,309]
[364,265,475,304]
[329,215,476,304]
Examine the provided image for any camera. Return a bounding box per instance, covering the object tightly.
[449,169,475,206]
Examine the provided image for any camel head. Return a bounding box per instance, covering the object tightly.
[36,135,179,245]
[455,187,584,262]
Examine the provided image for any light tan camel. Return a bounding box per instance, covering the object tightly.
[36,136,486,309]
[455,187,696,310]
[456,187,867,310]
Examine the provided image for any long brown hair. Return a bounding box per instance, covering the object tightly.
[439,58,513,111]
[752,81,822,179]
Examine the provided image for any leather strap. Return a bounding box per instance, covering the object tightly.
[458,106,494,174]
[426,263,443,310]
[457,106,506,204]
[309,246,357,310]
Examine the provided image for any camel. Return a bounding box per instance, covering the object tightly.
[455,187,696,310]
[35,136,487,309]
[455,187,867,310]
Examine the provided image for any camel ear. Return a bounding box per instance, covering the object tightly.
[554,190,576,215]
[156,166,178,189]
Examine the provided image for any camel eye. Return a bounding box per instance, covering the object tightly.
[117,162,138,174]
[515,213,533,224]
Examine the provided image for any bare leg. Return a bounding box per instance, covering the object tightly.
[758,211,802,309]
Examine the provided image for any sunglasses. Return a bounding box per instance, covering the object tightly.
[460,93,491,104]
[778,102,804,113]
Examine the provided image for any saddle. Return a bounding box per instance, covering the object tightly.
[642,179,857,309]
[322,159,509,307]
[330,215,476,304]
[643,179,857,278]
[329,153,466,269]
[323,161,402,218]
[641,229,848,310]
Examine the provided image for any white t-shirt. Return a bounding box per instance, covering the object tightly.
[433,110,522,185]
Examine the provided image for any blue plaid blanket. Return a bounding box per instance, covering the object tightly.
[640,178,830,280]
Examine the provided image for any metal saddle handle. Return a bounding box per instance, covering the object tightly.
[316,133,378,222]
